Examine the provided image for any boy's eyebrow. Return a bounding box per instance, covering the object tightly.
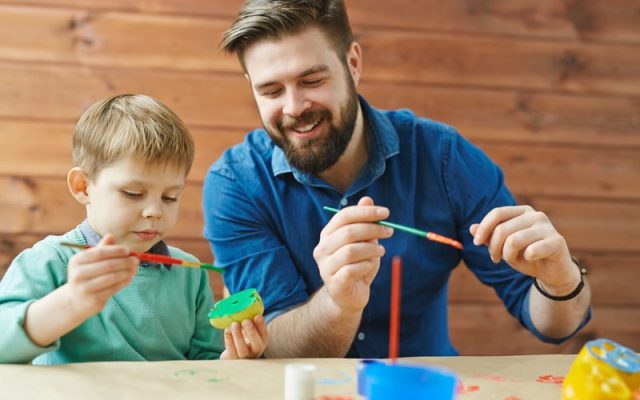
[253,64,329,91]
[119,180,184,190]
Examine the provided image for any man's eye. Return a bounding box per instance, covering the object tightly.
[264,89,282,97]
[303,79,323,86]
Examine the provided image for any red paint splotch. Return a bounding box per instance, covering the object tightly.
[456,381,480,395]
[536,374,564,384]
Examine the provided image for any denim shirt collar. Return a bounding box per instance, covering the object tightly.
[78,219,172,270]
[271,95,400,193]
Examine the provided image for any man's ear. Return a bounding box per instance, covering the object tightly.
[346,41,362,86]
[67,167,90,205]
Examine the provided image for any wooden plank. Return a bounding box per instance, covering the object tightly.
[482,143,640,200]
[0,233,224,300]
[527,197,640,253]
[2,63,639,148]
[449,253,640,306]
[3,234,637,356]
[360,83,640,148]
[0,5,238,72]
[3,1,639,43]
[1,7,639,95]
[348,0,640,44]
[0,120,246,181]
[0,175,638,254]
[0,62,260,129]
[360,29,640,96]
[449,304,640,355]
[2,120,639,200]
[0,176,204,238]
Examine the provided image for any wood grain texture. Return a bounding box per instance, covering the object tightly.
[1,5,639,95]
[449,304,640,355]
[0,1,638,356]
[2,0,639,43]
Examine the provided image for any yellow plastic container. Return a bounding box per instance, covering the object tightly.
[563,339,639,400]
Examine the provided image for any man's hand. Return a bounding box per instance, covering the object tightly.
[470,205,580,295]
[312,197,393,314]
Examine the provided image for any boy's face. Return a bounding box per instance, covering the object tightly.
[80,156,186,253]
[243,27,361,175]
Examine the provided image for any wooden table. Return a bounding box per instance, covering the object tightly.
[0,354,574,399]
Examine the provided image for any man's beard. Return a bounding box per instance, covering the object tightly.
[265,80,359,175]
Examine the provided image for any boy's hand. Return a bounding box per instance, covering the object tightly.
[64,234,138,319]
[220,315,268,359]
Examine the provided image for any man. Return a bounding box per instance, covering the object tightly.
[203,0,591,358]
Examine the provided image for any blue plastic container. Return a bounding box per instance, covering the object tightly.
[358,360,457,400]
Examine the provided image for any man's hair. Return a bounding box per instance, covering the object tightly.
[72,94,195,178]
[221,0,353,64]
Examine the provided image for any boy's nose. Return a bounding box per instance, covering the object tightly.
[142,202,163,219]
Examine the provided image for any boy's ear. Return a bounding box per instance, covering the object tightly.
[67,167,90,205]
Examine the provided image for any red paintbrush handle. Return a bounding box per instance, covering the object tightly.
[129,251,185,266]
[389,256,402,360]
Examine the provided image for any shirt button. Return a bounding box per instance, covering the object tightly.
[357,332,365,341]
[340,198,348,206]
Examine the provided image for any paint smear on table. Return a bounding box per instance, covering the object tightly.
[172,368,230,383]
[536,374,564,384]
[315,369,353,385]
[456,381,480,394]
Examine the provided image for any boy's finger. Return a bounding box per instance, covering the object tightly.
[83,268,136,293]
[241,319,265,352]
[72,245,133,264]
[98,233,116,246]
[223,329,238,359]
[253,315,268,341]
[71,257,138,281]
[230,322,249,358]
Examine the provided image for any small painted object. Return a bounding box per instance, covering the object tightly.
[208,288,264,329]
[562,339,639,400]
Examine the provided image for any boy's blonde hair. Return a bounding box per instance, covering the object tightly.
[72,94,194,178]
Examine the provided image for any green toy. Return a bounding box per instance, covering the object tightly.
[208,288,264,329]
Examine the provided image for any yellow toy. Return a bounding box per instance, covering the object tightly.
[208,288,264,329]
[563,339,639,400]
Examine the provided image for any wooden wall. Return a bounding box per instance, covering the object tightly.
[0,1,638,355]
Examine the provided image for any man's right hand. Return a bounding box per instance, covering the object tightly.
[64,234,138,319]
[313,197,393,314]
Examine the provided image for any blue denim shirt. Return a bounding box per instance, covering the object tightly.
[203,96,588,357]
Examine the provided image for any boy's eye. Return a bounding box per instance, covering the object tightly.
[162,196,178,203]
[123,191,142,198]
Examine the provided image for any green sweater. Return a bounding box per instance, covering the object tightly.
[0,226,223,364]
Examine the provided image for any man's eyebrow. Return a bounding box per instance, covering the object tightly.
[253,65,330,91]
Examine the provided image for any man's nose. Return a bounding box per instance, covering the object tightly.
[282,89,311,118]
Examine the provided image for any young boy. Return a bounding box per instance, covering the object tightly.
[0,94,267,364]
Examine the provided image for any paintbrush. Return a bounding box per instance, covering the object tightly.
[323,206,463,250]
[61,242,225,274]
[389,256,402,361]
